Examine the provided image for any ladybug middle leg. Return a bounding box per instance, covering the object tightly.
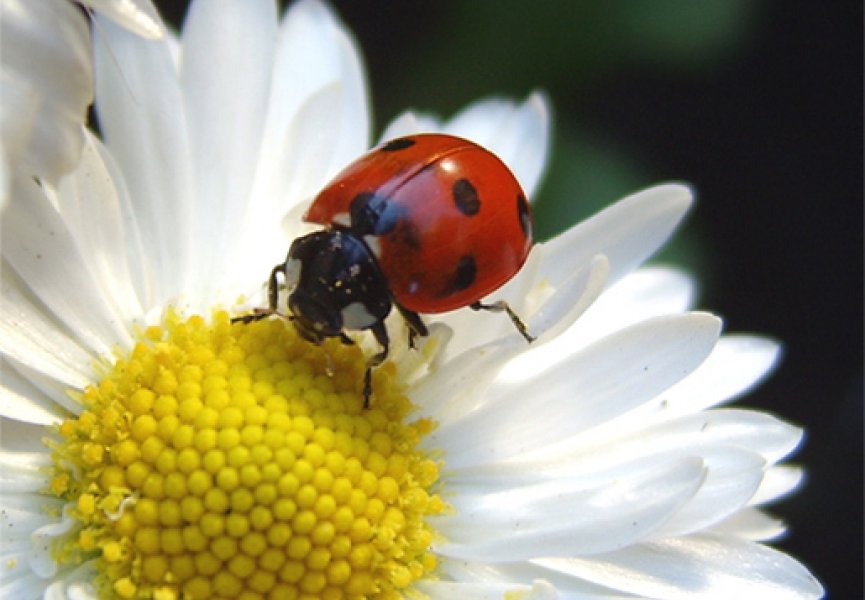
[395,304,429,349]
[232,263,287,323]
[470,300,535,343]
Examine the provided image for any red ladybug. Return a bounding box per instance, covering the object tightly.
[239,134,534,406]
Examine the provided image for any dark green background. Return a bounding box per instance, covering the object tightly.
[152,2,862,597]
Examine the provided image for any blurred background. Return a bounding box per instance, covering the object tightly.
[156,1,862,596]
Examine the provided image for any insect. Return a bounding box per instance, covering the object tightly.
[236,134,534,406]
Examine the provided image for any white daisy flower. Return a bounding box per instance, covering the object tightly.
[0,0,163,206]
[0,1,824,599]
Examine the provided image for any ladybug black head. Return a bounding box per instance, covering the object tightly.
[284,230,393,343]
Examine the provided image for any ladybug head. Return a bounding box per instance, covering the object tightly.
[284,230,393,343]
[287,289,343,343]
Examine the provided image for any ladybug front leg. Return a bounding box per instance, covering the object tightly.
[470,300,535,343]
[362,321,390,409]
[232,263,286,324]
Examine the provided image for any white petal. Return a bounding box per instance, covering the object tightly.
[437,558,640,598]
[419,579,559,600]
[2,176,133,354]
[0,450,51,492]
[494,254,609,383]
[1,0,92,184]
[661,335,781,413]
[434,313,721,467]
[542,183,693,290]
[0,564,47,598]
[444,92,551,198]
[436,457,704,560]
[0,417,52,453]
[536,533,824,599]
[0,147,9,209]
[566,409,802,475]
[43,562,98,600]
[0,265,94,389]
[451,410,798,491]
[564,266,696,352]
[646,447,766,539]
[0,358,65,425]
[711,507,787,542]
[378,110,443,141]
[0,493,64,552]
[749,465,805,506]
[179,0,277,303]
[28,505,78,578]
[434,249,606,369]
[54,131,146,324]
[94,16,195,306]
[251,0,369,209]
[84,0,165,39]
[415,338,526,424]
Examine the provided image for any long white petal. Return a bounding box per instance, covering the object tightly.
[179,0,277,304]
[378,110,443,142]
[434,313,721,467]
[749,465,805,506]
[0,358,66,425]
[84,0,165,39]
[564,266,696,351]
[0,265,94,390]
[94,16,194,306]
[251,0,369,212]
[2,177,132,354]
[661,335,781,413]
[436,457,704,560]
[542,184,693,289]
[419,579,560,600]
[54,131,146,324]
[711,507,787,542]
[535,533,824,599]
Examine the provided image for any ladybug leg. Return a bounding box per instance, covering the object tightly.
[395,304,429,349]
[231,264,286,324]
[470,300,535,343]
[362,322,390,409]
[266,263,285,312]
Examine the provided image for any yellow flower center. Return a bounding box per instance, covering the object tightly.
[49,310,444,599]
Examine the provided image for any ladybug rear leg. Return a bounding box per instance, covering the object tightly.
[395,304,429,349]
[470,300,535,343]
[362,321,391,408]
[232,263,286,323]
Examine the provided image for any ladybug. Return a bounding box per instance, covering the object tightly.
[237,134,534,406]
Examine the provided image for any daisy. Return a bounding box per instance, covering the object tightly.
[0,1,824,599]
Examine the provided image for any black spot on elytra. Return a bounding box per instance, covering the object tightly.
[349,192,402,236]
[448,255,477,294]
[380,138,416,152]
[516,193,531,238]
[392,220,422,250]
[453,178,480,216]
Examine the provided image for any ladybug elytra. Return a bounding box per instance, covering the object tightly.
[237,134,534,406]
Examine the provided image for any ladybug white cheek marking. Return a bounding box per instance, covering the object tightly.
[283,257,302,290]
[341,301,378,330]
[363,234,382,258]
[331,211,351,227]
